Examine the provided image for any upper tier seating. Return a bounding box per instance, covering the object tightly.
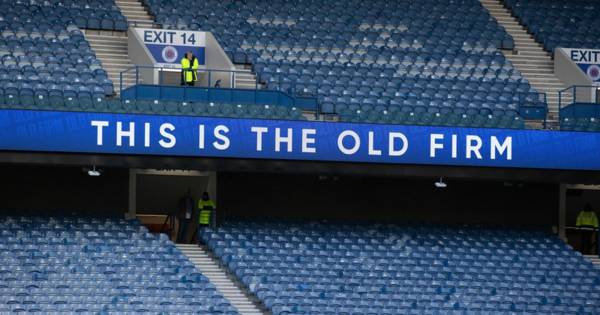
[145,0,546,127]
[504,0,600,53]
[0,0,125,100]
[1,1,128,31]
[0,216,238,314]
[203,222,600,315]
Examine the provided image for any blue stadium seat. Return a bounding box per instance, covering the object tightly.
[202,222,600,315]
[0,216,237,314]
[504,0,599,53]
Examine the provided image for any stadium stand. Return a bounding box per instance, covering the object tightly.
[0,0,125,100]
[202,221,600,315]
[0,97,306,120]
[503,0,599,53]
[143,0,548,127]
[0,216,238,314]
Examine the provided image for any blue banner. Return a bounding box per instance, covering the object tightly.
[1,109,600,171]
[146,44,206,67]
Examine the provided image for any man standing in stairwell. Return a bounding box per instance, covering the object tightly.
[197,191,215,245]
[576,203,599,254]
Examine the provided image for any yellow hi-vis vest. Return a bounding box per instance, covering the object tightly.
[181,57,199,83]
[198,199,215,225]
[576,210,599,228]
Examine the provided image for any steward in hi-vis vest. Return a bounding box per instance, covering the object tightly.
[576,203,599,255]
[180,51,199,86]
[577,204,599,228]
[198,192,215,226]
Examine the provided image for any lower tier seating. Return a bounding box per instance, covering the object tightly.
[0,95,526,129]
[202,221,600,315]
[561,117,600,132]
[0,216,238,314]
[339,107,525,129]
[0,96,306,121]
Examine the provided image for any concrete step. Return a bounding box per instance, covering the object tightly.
[86,37,128,44]
[86,34,128,40]
[95,53,132,59]
[100,60,133,65]
[88,44,128,50]
[87,38,128,44]
[119,6,148,11]
[128,20,155,26]
[177,244,266,315]
[124,14,153,20]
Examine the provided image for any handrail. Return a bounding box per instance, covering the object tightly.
[118,65,263,98]
[558,85,599,112]
[118,65,320,113]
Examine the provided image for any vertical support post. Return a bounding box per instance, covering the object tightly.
[596,228,599,257]
[559,183,567,241]
[135,66,139,99]
[543,93,547,129]
[559,90,562,111]
[127,168,137,220]
[159,68,163,100]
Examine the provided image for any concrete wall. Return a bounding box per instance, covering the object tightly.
[555,48,594,103]
[127,28,157,88]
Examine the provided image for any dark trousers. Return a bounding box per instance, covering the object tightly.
[176,219,190,243]
[181,71,195,86]
[581,230,596,254]
[196,224,209,245]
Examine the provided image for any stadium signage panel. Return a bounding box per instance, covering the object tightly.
[563,48,600,83]
[135,28,206,69]
[1,110,600,171]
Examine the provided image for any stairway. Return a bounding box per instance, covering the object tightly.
[115,0,155,28]
[585,255,600,269]
[83,0,156,95]
[84,31,137,95]
[480,0,566,122]
[234,65,261,89]
[176,244,266,315]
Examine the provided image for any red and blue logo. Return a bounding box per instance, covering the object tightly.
[587,65,600,81]
[161,46,178,63]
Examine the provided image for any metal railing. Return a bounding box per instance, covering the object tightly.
[559,85,600,110]
[119,65,262,95]
[565,226,599,257]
